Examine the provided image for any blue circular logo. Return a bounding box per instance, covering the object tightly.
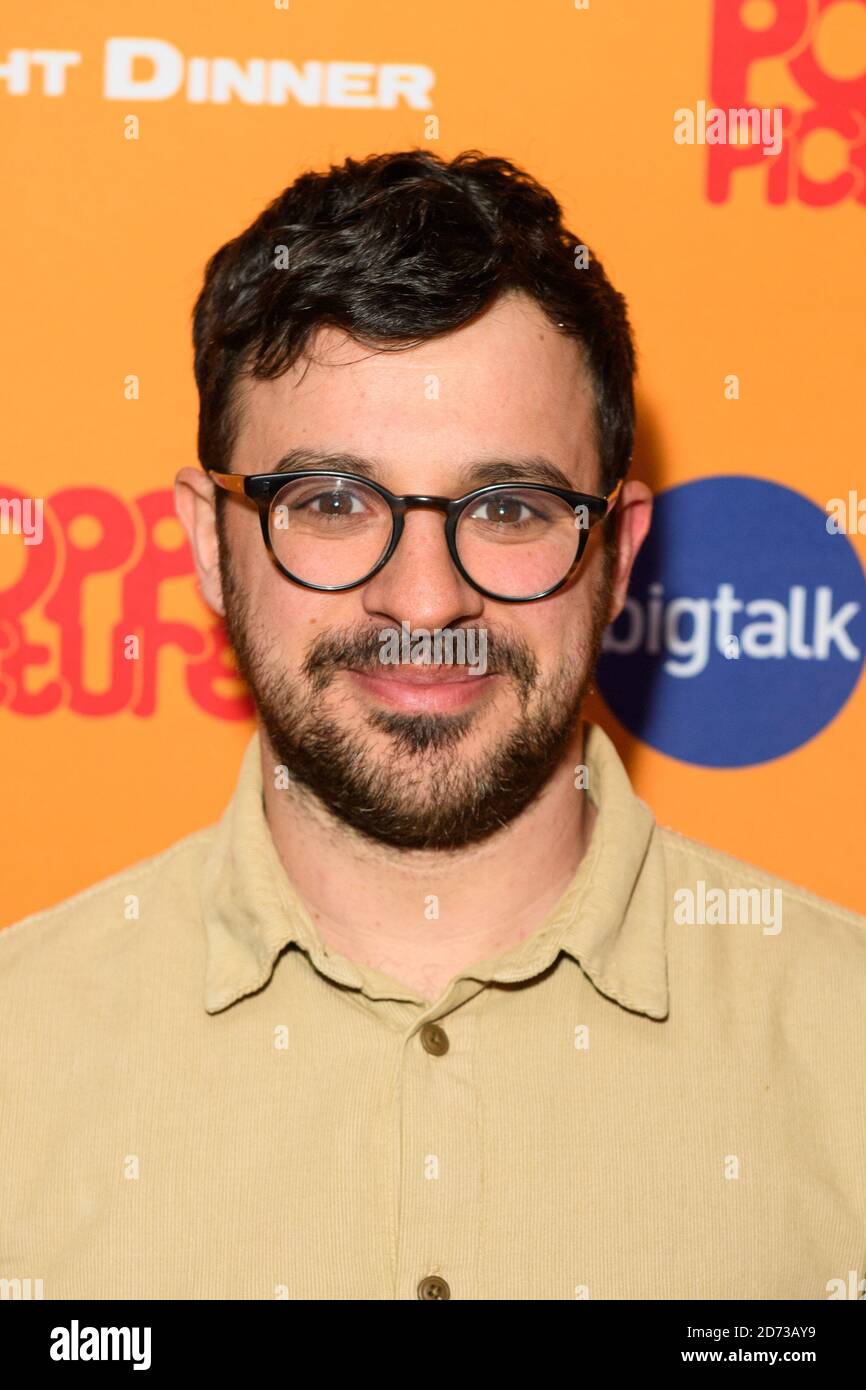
[596,476,866,767]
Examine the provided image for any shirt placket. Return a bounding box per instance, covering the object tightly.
[392,979,487,1300]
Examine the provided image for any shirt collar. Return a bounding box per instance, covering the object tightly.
[483,723,670,1020]
[201,723,669,1021]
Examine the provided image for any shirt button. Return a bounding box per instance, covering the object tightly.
[419,1022,449,1056]
[417,1274,451,1300]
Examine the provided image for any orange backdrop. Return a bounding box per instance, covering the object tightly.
[2,0,864,925]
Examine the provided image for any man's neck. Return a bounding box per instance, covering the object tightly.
[259,723,596,1003]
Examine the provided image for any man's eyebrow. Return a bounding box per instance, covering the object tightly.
[269,448,380,478]
[267,448,583,492]
[457,457,580,492]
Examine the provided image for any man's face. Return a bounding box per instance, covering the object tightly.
[207,291,619,850]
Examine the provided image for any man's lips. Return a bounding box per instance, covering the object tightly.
[345,664,496,712]
[349,663,488,685]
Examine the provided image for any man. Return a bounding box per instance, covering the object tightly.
[2,149,864,1302]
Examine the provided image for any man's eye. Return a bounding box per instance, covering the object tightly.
[304,490,366,516]
[471,496,533,525]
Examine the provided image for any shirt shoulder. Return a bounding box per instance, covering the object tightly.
[658,822,866,955]
[0,826,216,977]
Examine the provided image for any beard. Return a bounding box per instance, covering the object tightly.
[218,530,614,852]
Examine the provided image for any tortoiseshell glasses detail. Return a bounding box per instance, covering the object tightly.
[209,468,623,604]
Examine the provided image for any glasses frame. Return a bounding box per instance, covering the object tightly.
[209,467,624,604]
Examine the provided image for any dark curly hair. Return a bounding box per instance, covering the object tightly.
[192,148,636,516]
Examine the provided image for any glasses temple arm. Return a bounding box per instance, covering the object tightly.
[208,470,248,496]
[604,477,625,514]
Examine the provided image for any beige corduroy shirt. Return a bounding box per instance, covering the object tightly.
[1,722,865,1302]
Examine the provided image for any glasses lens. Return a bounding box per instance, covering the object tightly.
[455,487,582,598]
[268,476,393,587]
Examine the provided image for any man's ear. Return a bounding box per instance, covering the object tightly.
[174,467,225,617]
[606,480,653,626]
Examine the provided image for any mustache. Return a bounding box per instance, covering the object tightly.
[302,624,539,695]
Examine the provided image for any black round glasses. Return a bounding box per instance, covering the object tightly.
[209,468,623,604]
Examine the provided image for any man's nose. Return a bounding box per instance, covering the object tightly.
[360,508,484,630]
